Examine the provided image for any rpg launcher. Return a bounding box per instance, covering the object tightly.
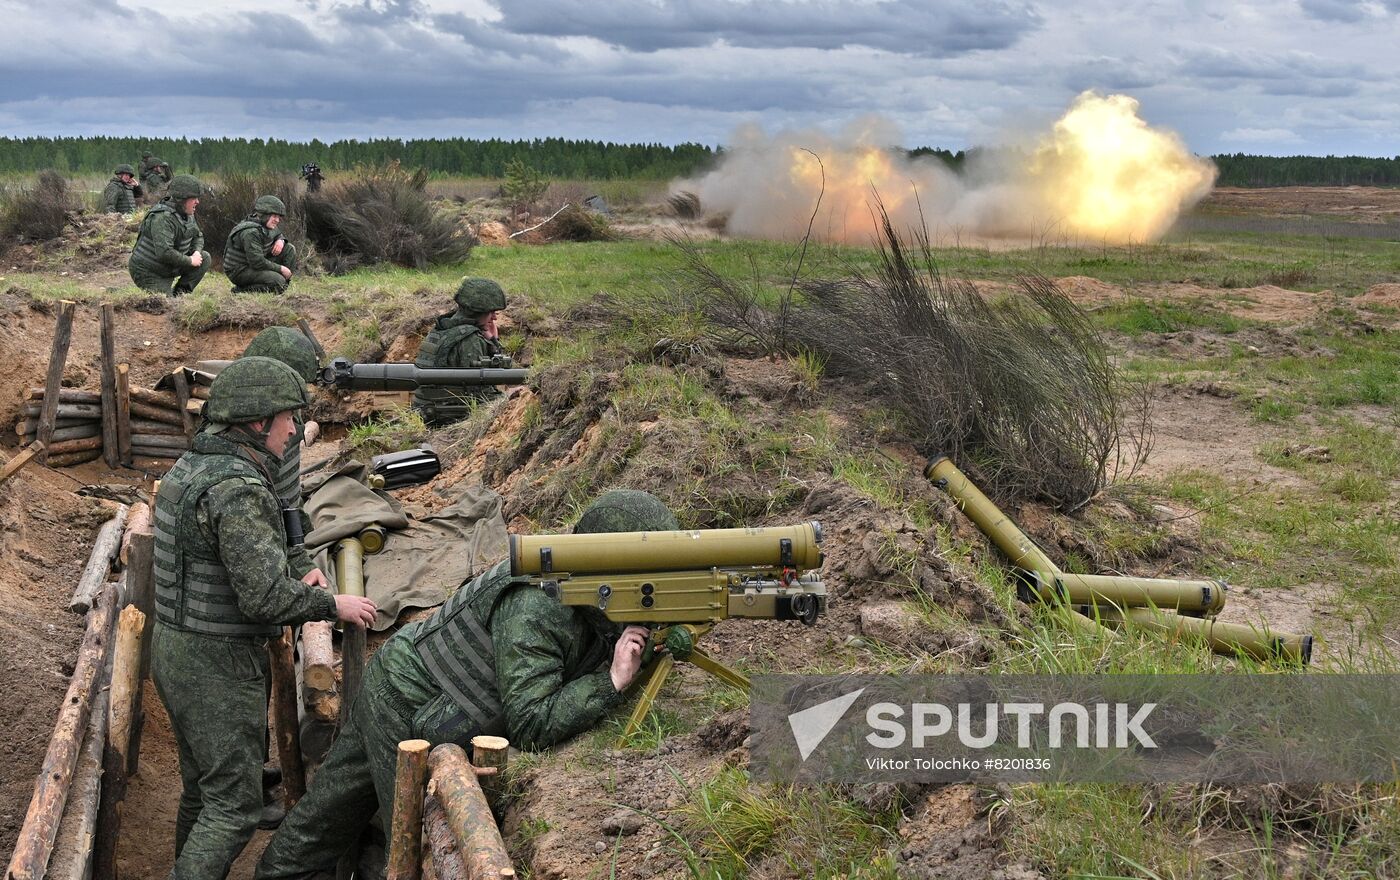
[316,356,529,391]
[509,522,828,742]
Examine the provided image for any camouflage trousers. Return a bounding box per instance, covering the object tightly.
[130,255,210,296]
[229,244,298,294]
[153,623,270,880]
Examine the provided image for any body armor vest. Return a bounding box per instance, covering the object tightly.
[153,441,283,639]
[130,202,200,273]
[222,219,270,278]
[411,320,502,420]
[412,560,515,731]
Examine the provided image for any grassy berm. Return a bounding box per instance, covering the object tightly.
[3,186,1400,879]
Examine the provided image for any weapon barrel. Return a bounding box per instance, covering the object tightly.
[511,523,824,576]
[333,362,529,391]
[1083,606,1312,664]
[335,537,365,597]
[924,456,1058,577]
[1021,570,1226,614]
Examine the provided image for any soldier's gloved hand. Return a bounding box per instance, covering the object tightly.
[610,625,652,692]
[335,594,378,627]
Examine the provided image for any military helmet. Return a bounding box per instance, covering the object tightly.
[242,326,319,382]
[254,194,287,216]
[453,277,507,316]
[114,164,135,176]
[168,174,203,200]
[206,356,309,425]
[574,490,679,534]
[141,150,152,160]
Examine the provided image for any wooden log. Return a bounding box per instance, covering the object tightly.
[44,639,113,880]
[116,363,133,467]
[127,386,180,409]
[14,416,92,435]
[69,505,130,615]
[171,369,196,440]
[44,435,104,457]
[184,398,203,416]
[269,628,307,809]
[129,457,174,472]
[387,740,431,880]
[5,585,119,880]
[302,420,321,448]
[128,400,184,426]
[0,441,44,487]
[130,445,184,460]
[119,502,152,567]
[422,795,468,880]
[129,433,191,450]
[27,387,101,404]
[46,450,102,468]
[129,418,188,436]
[340,624,365,730]
[125,531,155,775]
[92,606,145,880]
[100,304,120,467]
[301,620,338,723]
[297,318,327,362]
[426,745,515,879]
[24,402,104,421]
[35,301,76,467]
[470,737,509,807]
[19,422,101,445]
[190,385,211,400]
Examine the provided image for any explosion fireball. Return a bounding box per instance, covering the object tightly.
[679,92,1217,246]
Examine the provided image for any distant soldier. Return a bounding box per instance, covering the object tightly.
[101,164,143,214]
[225,195,297,293]
[412,277,509,426]
[141,155,173,199]
[300,162,324,193]
[128,174,210,296]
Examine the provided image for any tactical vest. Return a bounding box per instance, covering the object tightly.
[221,219,268,278]
[411,322,501,421]
[412,560,516,732]
[104,179,137,213]
[153,445,283,639]
[130,202,200,273]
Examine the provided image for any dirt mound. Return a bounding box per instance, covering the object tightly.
[1356,283,1400,312]
[3,210,137,279]
[896,785,1043,879]
[475,221,511,246]
[1054,275,1124,305]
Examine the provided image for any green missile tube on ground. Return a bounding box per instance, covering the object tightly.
[1081,605,1312,665]
[924,456,1058,577]
[1018,570,1226,615]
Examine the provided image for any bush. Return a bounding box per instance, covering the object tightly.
[501,158,548,213]
[199,172,306,269]
[668,190,702,219]
[303,163,476,273]
[540,203,617,242]
[1,170,76,243]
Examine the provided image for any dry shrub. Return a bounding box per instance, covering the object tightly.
[199,172,306,268]
[668,190,701,219]
[302,163,476,273]
[794,208,1150,509]
[1,170,76,243]
[540,203,616,242]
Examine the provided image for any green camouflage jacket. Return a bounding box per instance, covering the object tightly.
[129,201,204,274]
[101,177,140,213]
[223,218,285,278]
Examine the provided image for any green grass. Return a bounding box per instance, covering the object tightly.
[1092,298,1249,335]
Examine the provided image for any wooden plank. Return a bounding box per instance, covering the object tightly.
[0,441,45,487]
[387,740,431,880]
[69,505,130,615]
[269,628,307,809]
[125,531,155,775]
[116,364,133,466]
[36,301,77,466]
[92,606,145,880]
[4,585,119,880]
[171,369,196,440]
[99,304,119,467]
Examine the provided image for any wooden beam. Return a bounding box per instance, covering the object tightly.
[269,627,307,809]
[127,401,184,427]
[36,301,77,467]
[0,441,44,487]
[46,450,102,468]
[297,318,327,363]
[116,364,132,466]
[422,795,467,880]
[18,423,100,444]
[470,737,509,807]
[4,585,119,880]
[92,605,145,880]
[171,369,196,440]
[387,740,430,880]
[69,505,130,615]
[124,531,155,775]
[27,387,100,404]
[23,402,104,421]
[99,304,119,467]
[426,745,515,879]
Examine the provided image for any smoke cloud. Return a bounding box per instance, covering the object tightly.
[678,92,1218,245]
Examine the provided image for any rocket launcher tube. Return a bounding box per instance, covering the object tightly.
[509,522,824,576]
[318,358,528,391]
[1020,570,1226,615]
[924,456,1058,577]
[1081,605,1312,665]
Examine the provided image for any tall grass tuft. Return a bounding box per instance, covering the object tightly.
[199,172,306,268]
[1,170,76,244]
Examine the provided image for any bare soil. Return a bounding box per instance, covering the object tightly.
[1202,186,1400,223]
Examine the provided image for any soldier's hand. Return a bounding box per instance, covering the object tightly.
[280,266,293,279]
[610,625,651,692]
[271,238,285,256]
[189,251,204,267]
[335,594,377,627]
[302,568,329,589]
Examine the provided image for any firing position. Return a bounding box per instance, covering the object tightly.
[412,277,511,426]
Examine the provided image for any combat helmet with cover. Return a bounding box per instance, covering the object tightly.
[574,489,678,534]
[453,277,507,316]
[114,164,135,176]
[242,327,319,382]
[205,356,308,425]
[253,194,287,216]
[167,174,203,200]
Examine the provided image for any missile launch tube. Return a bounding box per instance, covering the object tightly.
[1084,606,1312,665]
[1022,570,1226,614]
[510,523,824,576]
[324,361,529,391]
[335,536,365,598]
[924,456,1058,577]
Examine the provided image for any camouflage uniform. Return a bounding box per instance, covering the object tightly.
[142,155,173,197]
[153,357,338,880]
[411,277,507,426]
[129,175,209,295]
[101,164,142,214]
[255,490,678,880]
[225,196,298,294]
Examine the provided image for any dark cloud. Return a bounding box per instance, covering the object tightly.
[491,0,1042,56]
[1297,0,1368,21]
[1175,45,1367,81]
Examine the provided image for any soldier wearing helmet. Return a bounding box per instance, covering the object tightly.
[256,490,676,878]
[140,153,173,199]
[101,163,143,214]
[412,277,510,425]
[128,174,210,295]
[225,195,298,294]
[152,356,377,879]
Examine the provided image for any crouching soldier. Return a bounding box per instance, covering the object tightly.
[128,174,209,296]
[225,195,298,294]
[254,490,675,879]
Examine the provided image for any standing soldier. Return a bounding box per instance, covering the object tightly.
[152,356,376,879]
[412,277,509,426]
[299,162,324,193]
[225,196,298,293]
[101,164,143,214]
[142,155,173,199]
[128,174,210,295]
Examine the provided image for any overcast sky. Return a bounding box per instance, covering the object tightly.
[1,0,1396,156]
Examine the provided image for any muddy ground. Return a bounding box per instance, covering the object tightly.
[0,190,1394,876]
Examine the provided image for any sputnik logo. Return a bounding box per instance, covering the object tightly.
[787,687,865,760]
